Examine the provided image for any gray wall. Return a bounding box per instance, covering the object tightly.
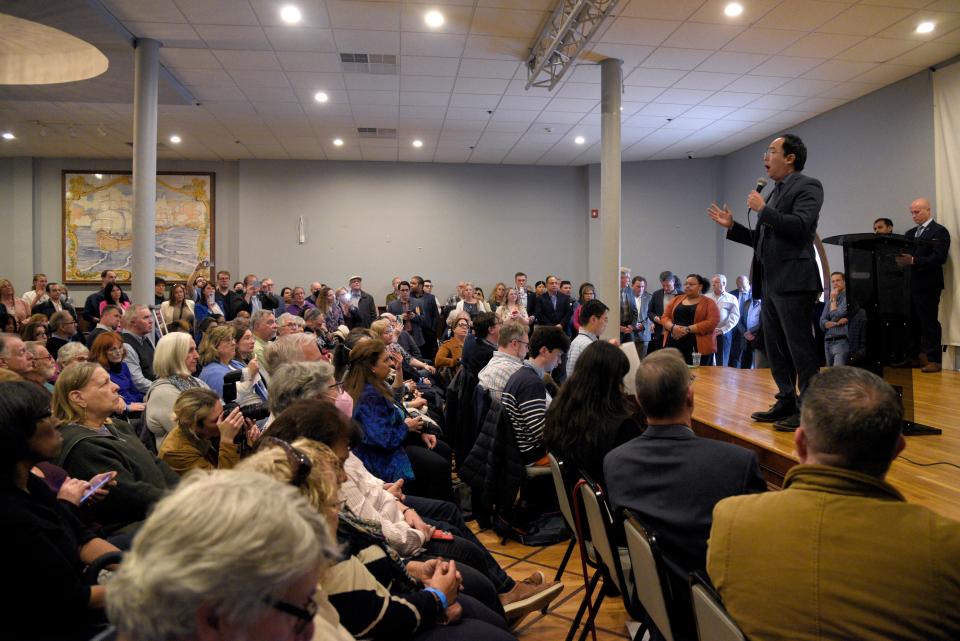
[719,70,937,281]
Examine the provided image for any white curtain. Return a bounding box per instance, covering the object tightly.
[933,61,960,351]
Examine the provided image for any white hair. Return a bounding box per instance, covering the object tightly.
[262,332,317,375]
[268,360,335,416]
[446,308,469,329]
[56,342,90,369]
[106,470,336,641]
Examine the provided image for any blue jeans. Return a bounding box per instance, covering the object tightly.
[825,338,849,366]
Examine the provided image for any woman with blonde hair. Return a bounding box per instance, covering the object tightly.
[0,278,29,323]
[144,332,209,449]
[198,324,266,404]
[495,288,529,326]
[53,362,178,533]
[158,387,253,475]
[488,282,507,312]
[454,282,490,320]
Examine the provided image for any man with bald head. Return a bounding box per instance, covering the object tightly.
[894,197,950,373]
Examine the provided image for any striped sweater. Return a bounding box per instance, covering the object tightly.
[500,362,551,465]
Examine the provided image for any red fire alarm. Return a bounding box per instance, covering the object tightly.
[590,208,599,219]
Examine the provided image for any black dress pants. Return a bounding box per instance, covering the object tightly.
[909,288,943,363]
[761,291,819,407]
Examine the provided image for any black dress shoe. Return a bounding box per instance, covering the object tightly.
[751,403,798,422]
[773,414,801,432]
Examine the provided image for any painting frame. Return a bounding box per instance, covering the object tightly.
[62,170,216,285]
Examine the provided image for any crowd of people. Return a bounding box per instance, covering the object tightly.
[0,250,956,641]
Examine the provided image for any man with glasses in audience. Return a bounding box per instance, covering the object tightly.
[123,304,157,393]
[0,333,33,378]
[46,310,80,360]
[478,322,528,401]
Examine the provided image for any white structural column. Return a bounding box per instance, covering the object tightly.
[599,58,622,342]
[132,38,160,306]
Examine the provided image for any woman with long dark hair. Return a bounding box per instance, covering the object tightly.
[544,341,640,485]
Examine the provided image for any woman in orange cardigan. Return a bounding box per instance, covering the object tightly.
[662,274,721,365]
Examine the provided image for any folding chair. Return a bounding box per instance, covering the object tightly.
[690,572,746,641]
[547,452,580,581]
[622,511,683,641]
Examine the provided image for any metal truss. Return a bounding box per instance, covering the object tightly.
[525,0,621,91]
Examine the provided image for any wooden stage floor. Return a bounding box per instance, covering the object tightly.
[690,366,960,522]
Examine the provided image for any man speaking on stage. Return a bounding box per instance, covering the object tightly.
[708,134,823,431]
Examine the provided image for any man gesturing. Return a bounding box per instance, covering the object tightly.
[708,134,823,431]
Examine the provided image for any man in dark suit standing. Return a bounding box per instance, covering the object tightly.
[895,197,950,373]
[387,280,425,347]
[618,267,637,345]
[347,275,378,328]
[709,133,823,431]
[604,348,766,573]
[534,275,572,330]
[646,270,678,355]
[727,275,752,368]
[410,275,439,360]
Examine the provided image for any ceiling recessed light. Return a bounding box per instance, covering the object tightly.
[412,139,424,148]
[574,135,585,145]
[916,21,935,34]
[333,138,344,147]
[314,91,328,103]
[724,2,744,17]
[424,10,444,28]
[169,134,181,144]
[1,132,15,140]
[280,5,302,24]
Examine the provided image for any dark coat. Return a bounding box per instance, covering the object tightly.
[459,394,524,516]
[387,298,425,346]
[534,291,573,328]
[906,219,950,294]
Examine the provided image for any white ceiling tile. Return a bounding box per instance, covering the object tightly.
[687,0,783,26]
[463,35,527,60]
[582,43,657,66]
[479,131,522,146]
[888,41,960,66]
[468,149,509,164]
[624,67,688,87]
[793,96,847,112]
[600,18,680,46]
[401,75,457,92]
[926,0,960,11]
[802,60,878,81]
[623,86,667,102]
[173,0,259,25]
[402,56,462,76]
[449,93,500,108]
[835,37,920,62]
[433,149,473,163]
[471,8,548,38]
[535,111,587,124]
[663,23,745,50]
[497,95,551,110]
[161,48,221,70]
[936,28,960,45]
[819,5,916,36]
[503,147,551,164]
[102,0,186,23]
[876,11,960,40]
[344,73,401,91]
[326,0,401,30]
[619,0,705,21]
[213,50,282,71]
[747,94,805,109]
[400,4,474,34]
[361,146,399,161]
[817,81,882,100]
[726,107,782,122]
[567,65,603,84]
[401,32,467,57]
[722,28,806,55]
[442,117,489,130]
[348,90,401,105]
[674,71,739,90]
[548,97,599,112]
[700,91,763,107]
[489,109,539,123]
[253,102,306,117]
[176,68,238,88]
[696,51,768,73]
[852,63,922,84]
[196,25,272,50]
[351,104,399,120]
[663,116,714,130]
[453,77,510,94]
[722,75,791,93]
[399,105,447,119]
[458,59,521,79]
[755,0,849,31]
[641,48,714,70]
[275,52,342,73]
[749,56,824,76]
[654,88,714,104]
[333,29,398,54]
[683,105,737,119]
[239,85,298,102]
[780,33,867,59]
[229,70,292,89]
[250,0,328,28]
[776,78,839,96]
[126,22,205,48]
[639,102,690,117]
[556,83,602,99]
[399,91,450,106]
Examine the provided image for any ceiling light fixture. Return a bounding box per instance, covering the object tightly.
[169,134,182,144]
[574,135,585,145]
[916,21,935,34]
[724,2,744,17]
[314,91,328,103]
[1,132,15,140]
[280,5,302,24]
[412,139,424,148]
[424,10,445,28]
[333,138,344,146]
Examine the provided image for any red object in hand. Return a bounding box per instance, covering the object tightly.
[431,530,455,541]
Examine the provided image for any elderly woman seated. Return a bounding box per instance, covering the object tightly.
[144,332,209,449]
[106,469,346,641]
[53,362,179,534]
[57,341,90,371]
[1,380,123,641]
[240,437,519,641]
[198,325,266,405]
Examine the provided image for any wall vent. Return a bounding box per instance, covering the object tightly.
[340,53,399,75]
[357,127,397,139]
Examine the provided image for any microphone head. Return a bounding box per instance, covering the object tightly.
[755,178,767,190]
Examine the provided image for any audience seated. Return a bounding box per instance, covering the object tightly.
[21,272,49,309]
[98,283,130,317]
[90,332,145,414]
[708,366,960,641]
[32,281,79,322]
[604,348,766,572]
[277,311,306,336]
[159,283,195,332]
[564,299,608,377]
[262,332,323,379]
[53,362,179,534]
[121,305,156,394]
[144,332,208,449]
[0,277,30,323]
[158,388,256,474]
[86,304,122,348]
[436,310,469,370]
[46,309,81,360]
[462,312,499,376]
[546,341,640,486]
[0,332,33,379]
[662,274,720,365]
[23,340,56,390]
[193,280,225,326]
[198,325,266,404]
[477,322,528,400]
[57,341,91,370]
[501,326,569,467]
[250,309,277,362]
[284,286,315,316]
[81,270,121,325]
[1,380,122,641]
[107,469,343,641]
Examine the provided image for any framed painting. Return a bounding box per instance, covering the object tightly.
[62,171,215,285]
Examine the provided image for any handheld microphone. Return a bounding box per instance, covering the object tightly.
[748,178,767,232]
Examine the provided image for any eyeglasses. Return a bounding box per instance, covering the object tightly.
[512,339,529,346]
[267,595,318,636]
[261,436,312,488]
[107,347,124,354]
[762,148,778,159]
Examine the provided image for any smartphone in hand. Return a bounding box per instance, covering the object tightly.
[81,471,117,503]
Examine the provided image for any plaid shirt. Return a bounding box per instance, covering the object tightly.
[477,350,523,399]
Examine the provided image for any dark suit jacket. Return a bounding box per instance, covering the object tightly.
[603,424,767,571]
[534,292,572,328]
[727,171,823,300]
[230,292,280,318]
[906,219,950,294]
[352,290,378,327]
[32,300,78,322]
[619,288,637,342]
[415,292,440,336]
[387,298,425,345]
[647,289,674,342]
